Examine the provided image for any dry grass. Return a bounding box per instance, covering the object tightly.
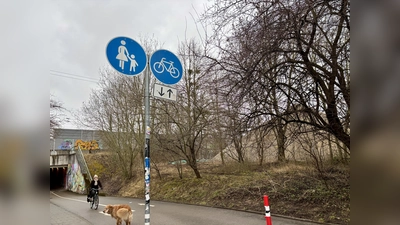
[85,153,350,224]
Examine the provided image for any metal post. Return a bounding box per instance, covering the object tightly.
[144,54,151,225]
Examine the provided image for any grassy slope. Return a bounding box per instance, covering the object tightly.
[85,152,350,224]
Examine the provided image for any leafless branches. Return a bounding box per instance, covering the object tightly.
[202,0,350,152]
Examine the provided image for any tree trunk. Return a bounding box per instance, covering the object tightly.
[189,146,202,178]
[151,158,162,180]
[234,138,244,163]
[328,134,334,163]
[176,161,183,179]
[276,125,286,162]
[193,166,202,179]
[216,86,225,165]
[258,143,264,166]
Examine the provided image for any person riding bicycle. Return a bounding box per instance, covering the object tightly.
[87,174,103,202]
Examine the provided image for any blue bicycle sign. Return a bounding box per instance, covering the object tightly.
[150,49,183,85]
[153,58,180,78]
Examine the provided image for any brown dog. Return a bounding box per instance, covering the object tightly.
[103,204,133,225]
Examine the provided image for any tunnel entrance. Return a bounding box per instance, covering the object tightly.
[50,166,67,190]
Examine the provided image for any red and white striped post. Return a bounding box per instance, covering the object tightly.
[263,195,272,225]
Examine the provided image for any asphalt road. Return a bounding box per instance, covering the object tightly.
[50,190,321,225]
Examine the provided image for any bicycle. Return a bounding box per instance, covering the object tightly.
[89,188,100,210]
[153,57,180,78]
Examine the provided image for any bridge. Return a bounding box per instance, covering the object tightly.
[50,128,101,194]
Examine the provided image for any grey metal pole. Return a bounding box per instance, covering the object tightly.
[144,54,151,225]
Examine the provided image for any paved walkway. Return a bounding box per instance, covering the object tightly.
[50,202,92,225]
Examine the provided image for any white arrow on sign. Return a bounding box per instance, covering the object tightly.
[153,83,177,101]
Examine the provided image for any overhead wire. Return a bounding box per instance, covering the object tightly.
[50,70,100,83]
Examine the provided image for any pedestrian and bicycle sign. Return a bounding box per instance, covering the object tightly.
[106,36,147,76]
[150,49,183,85]
[153,83,177,101]
[106,36,183,225]
[106,37,182,97]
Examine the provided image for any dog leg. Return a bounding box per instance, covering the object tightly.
[127,212,133,225]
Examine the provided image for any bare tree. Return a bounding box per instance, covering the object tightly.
[202,0,350,153]
[223,96,247,163]
[50,96,68,138]
[152,39,213,178]
[78,69,144,179]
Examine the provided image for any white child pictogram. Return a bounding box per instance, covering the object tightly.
[128,54,139,72]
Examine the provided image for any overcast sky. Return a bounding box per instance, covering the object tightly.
[48,0,210,129]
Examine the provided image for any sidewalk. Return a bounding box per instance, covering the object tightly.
[50,202,92,225]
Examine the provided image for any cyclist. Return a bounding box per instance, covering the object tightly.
[87,174,103,202]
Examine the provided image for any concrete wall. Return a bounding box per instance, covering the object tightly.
[50,150,74,166]
[50,128,103,151]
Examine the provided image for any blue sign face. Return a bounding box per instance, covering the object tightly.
[150,49,183,85]
[106,37,147,76]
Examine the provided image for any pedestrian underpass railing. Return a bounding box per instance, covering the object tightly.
[75,145,93,182]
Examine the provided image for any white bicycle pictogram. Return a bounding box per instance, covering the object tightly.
[153,58,180,78]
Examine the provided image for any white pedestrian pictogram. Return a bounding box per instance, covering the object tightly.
[116,40,129,70]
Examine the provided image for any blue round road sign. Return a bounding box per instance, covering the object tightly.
[150,49,183,85]
[106,37,147,76]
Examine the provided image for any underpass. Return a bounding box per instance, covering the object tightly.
[50,166,67,190]
[50,128,100,194]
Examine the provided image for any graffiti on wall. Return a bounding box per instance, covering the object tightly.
[74,139,100,150]
[58,140,74,150]
[67,161,86,194]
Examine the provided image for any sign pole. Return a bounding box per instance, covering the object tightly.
[144,54,151,225]
[105,36,151,225]
[106,38,183,225]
